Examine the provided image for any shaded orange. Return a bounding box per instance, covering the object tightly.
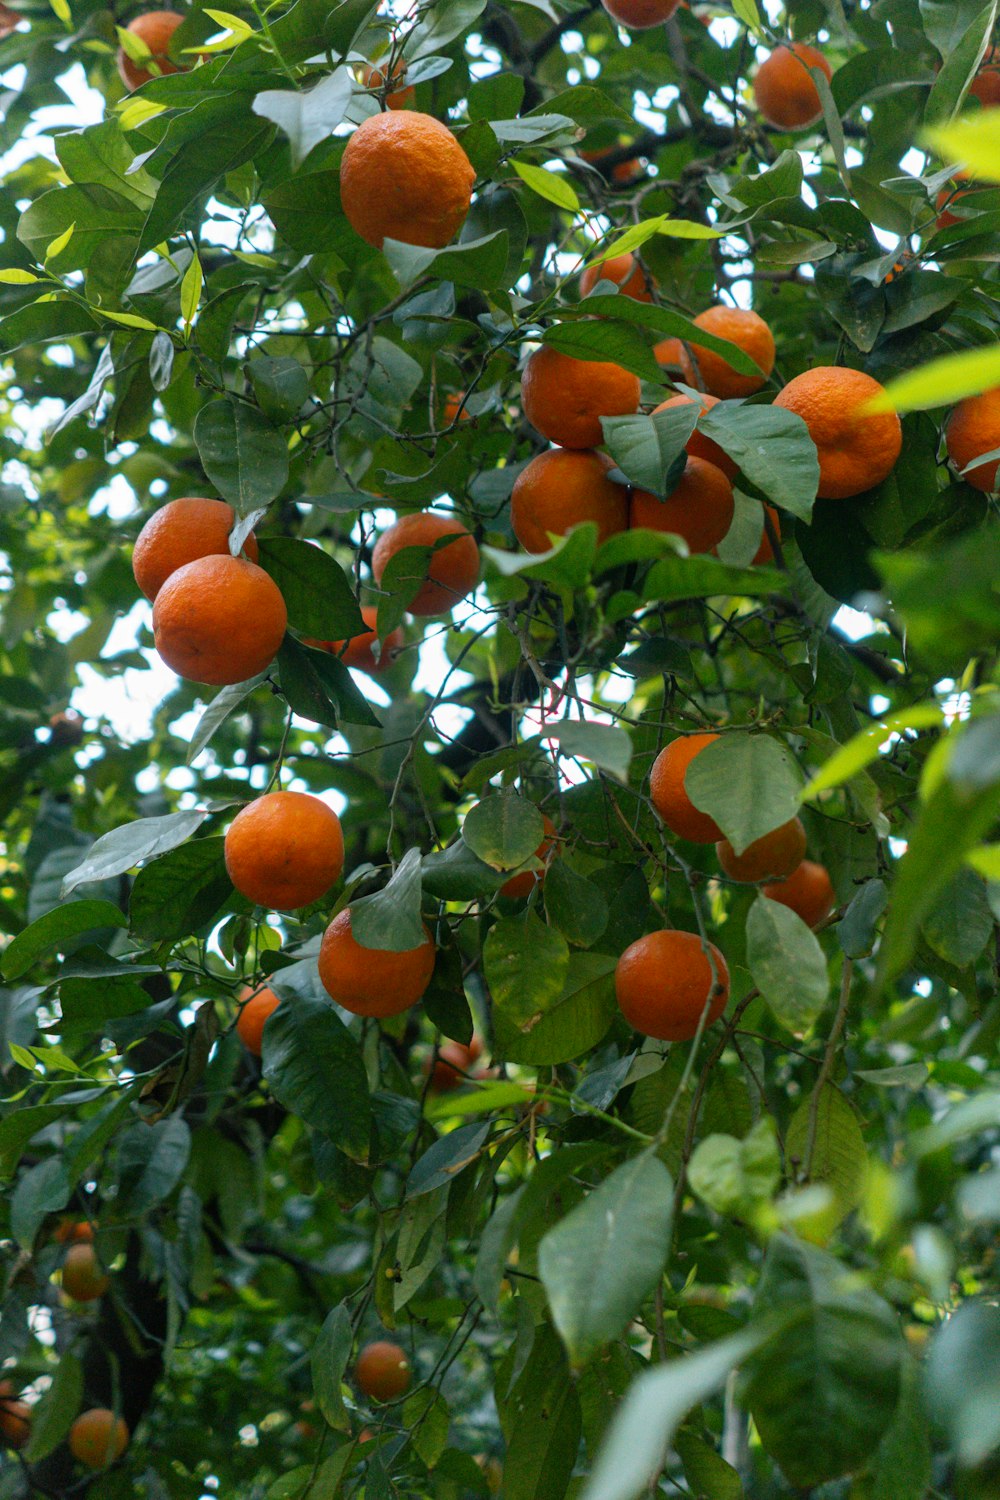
[630,456,735,555]
[579,252,652,301]
[683,306,775,399]
[318,907,436,1018]
[372,512,479,616]
[773,366,902,499]
[357,57,415,110]
[442,392,472,425]
[132,497,258,602]
[225,791,344,910]
[649,733,722,843]
[53,1218,95,1244]
[716,816,806,882]
[340,111,475,249]
[753,505,781,564]
[753,43,832,131]
[601,0,680,28]
[153,554,287,685]
[62,1243,110,1302]
[355,1341,412,1402]
[655,337,697,383]
[762,859,836,929]
[0,1383,31,1450]
[945,387,1000,493]
[653,393,737,480]
[511,449,629,553]
[306,605,404,676]
[970,47,1000,106]
[236,985,280,1056]
[616,929,729,1041]
[499,813,558,899]
[117,9,185,91]
[521,345,641,449]
[68,1409,129,1469]
[426,1036,483,1092]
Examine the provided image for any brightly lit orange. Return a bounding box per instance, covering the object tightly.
[132,497,258,601]
[372,512,480,615]
[615,929,729,1041]
[761,859,836,929]
[62,1243,110,1303]
[601,0,679,29]
[236,985,280,1056]
[152,554,287,685]
[682,306,776,399]
[357,56,414,109]
[318,907,436,1019]
[499,813,558,899]
[753,43,832,131]
[117,9,184,91]
[716,816,807,882]
[773,366,902,499]
[355,1341,412,1402]
[306,605,404,676]
[340,111,475,249]
[653,393,737,480]
[68,1409,129,1469]
[511,449,629,553]
[0,1383,31,1450]
[225,791,344,910]
[630,457,735,555]
[579,252,652,301]
[521,346,641,449]
[649,733,722,843]
[944,387,1000,492]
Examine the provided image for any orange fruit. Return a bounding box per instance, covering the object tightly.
[68,1408,129,1469]
[753,505,781,565]
[426,1036,483,1092]
[773,366,902,499]
[511,449,629,553]
[53,1218,95,1244]
[442,392,472,425]
[62,1242,110,1303]
[498,813,559,899]
[521,346,641,449]
[654,336,696,381]
[132,497,259,602]
[649,734,722,843]
[652,393,737,480]
[934,181,985,231]
[355,1341,412,1402]
[580,148,644,184]
[761,859,836,929]
[944,388,1000,493]
[152,554,287,685]
[630,457,735,555]
[224,791,345,910]
[579,252,652,302]
[117,9,185,91]
[318,907,436,1019]
[236,985,280,1056]
[681,306,776,399]
[601,0,679,28]
[306,605,404,676]
[339,111,475,249]
[615,929,729,1041]
[970,46,1000,106]
[372,512,479,616]
[0,1383,31,1450]
[357,57,414,110]
[753,43,832,131]
[716,816,806,883]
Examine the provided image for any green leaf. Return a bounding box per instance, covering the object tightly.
[504,1325,582,1500]
[511,159,579,211]
[311,1303,352,1432]
[925,1301,1000,1468]
[485,912,569,1049]
[11,1158,70,1249]
[549,721,633,781]
[577,296,760,375]
[746,896,829,1033]
[60,810,208,895]
[544,862,608,947]
[483,523,599,590]
[247,356,310,423]
[421,839,510,901]
[921,866,994,965]
[407,1120,490,1197]
[601,406,698,496]
[495,948,618,1066]
[462,795,544,871]
[698,404,820,522]
[785,1086,867,1221]
[1,899,126,980]
[675,1431,745,1500]
[926,109,1000,182]
[252,68,353,168]
[542,318,662,384]
[801,704,944,798]
[643,552,785,601]
[186,675,266,765]
[128,836,233,943]
[381,230,511,291]
[256,537,364,640]
[688,1118,781,1218]
[277,636,381,729]
[262,989,371,1160]
[193,397,289,515]
[117,1116,192,1214]
[539,1151,672,1368]
[862,1357,933,1500]
[350,848,425,952]
[730,0,760,33]
[684,733,802,855]
[924,0,998,124]
[837,879,887,958]
[180,249,202,332]
[866,342,1000,413]
[22,1351,83,1462]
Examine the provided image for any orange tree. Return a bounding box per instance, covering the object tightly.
[0,0,999,1495]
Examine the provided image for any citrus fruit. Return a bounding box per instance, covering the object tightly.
[132,497,258,601]
[761,858,836,929]
[934,181,984,231]
[499,813,559,899]
[426,1036,483,1092]
[117,9,184,91]
[521,345,641,449]
[970,46,1000,105]
[631,457,735,555]
[357,57,414,110]
[306,605,404,676]
[753,43,832,131]
[682,306,776,399]
[944,387,1000,492]
[654,337,696,381]
[0,1384,31,1450]
[511,449,629,553]
[152,554,287,685]
[649,733,722,843]
[53,1218,95,1244]
[753,506,781,565]
[615,929,729,1041]
[62,1242,110,1302]
[442,392,472,425]
[601,0,680,29]
[224,791,345,910]
[652,393,737,479]
[716,816,807,882]
[580,147,644,184]
[355,1340,412,1402]
[68,1408,129,1469]
[340,111,475,249]
[579,251,652,301]
[772,366,902,499]
[371,512,480,616]
[318,907,436,1019]
[236,985,280,1056]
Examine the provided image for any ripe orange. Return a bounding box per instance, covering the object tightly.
[652,393,737,480]
[499,813,558,899]
[53,1218,95,1244]
[442,392,472,425]
[521,346,641,449]
[426,1036,483,1091]
[152,554,287,685]
[753,43,832,131]
[236,985,280,1056]
[62,1242,110,1302]
[716,816,806,882]
[630,457,735,555]
[340,111,475,249]
[306,605,404,676]
[970,46,1000,106]
[580,148,644,184]
[372,512,480,616]
[681,306,776,399]
[753,505,781,565]
[357,57,414,110]
[761,859,836,929]
[944,387,1000,492]
[649,733,722,843]
[934,181,984,231]
[0,1383,31,1450]
[615,929,729,1041]
[654,336,696,381]
[579,252,652,302]
[224,791,344,910]
[318,907,436,1018]
[132,497,259,602]
[117,9,184,91]
[511,449,629,553]
[601,0,679,29]
[68,1408,129,1469]
[773,367,902,499]
[355,1341,412,1402]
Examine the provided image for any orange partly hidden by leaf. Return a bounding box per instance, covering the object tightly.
[773,366,902,499]
[372,512,480,616]
[716,816,807,882]
[132,497,258,601]
[318,907,436,1018]
[511,449,629,553]
[649,733,722,843]
[630,456,735,555]
[753,43,832,131]
[152,554,287,685]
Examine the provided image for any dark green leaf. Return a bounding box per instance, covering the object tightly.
[277,636,381,729]
[128,836,233,943]
[61,811,208,895]
[1,900,126,980]
[257,537,364,640]
[684,734,802,855]
[350,848,425,952]
[544,862,608,947]
[542,318,662,385]
[193,398,289,515]
[462,796,544,871]
[746,896,829,1033]
[699,404,820,522]
[311,1303,352,1432]
[262,990,371,1160]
